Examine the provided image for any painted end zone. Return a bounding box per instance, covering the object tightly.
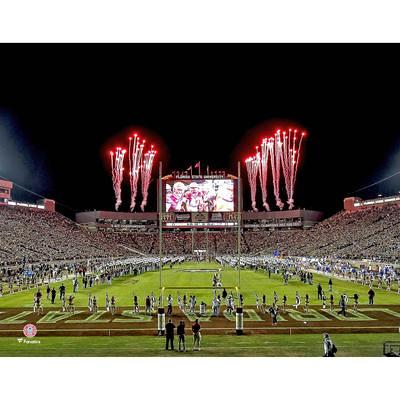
[0,306,400,337]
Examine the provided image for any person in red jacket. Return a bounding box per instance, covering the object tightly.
[192,319,201,351]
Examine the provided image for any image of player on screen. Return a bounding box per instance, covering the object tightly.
[185,182,204,212]
[214,181,234,211]
[166,182,186,212]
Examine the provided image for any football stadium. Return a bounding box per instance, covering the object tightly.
[1,143,400,357]
[1,44,400,358]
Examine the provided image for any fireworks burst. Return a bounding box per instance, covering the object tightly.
[245,128,306,211]
[128,133,144,211]
[110,147,126,211]
[245,153,259,211]
[140,145,157,211]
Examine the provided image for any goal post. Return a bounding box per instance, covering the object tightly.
[157,160,243,302]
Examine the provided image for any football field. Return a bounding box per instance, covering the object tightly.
[0,261,399,308]
[0,261,399,356]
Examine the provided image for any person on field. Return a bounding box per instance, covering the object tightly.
[167,294,173,316]
[68,295,75,313]
[323,333,336,357]
[46,284,51,300]
[368,288,375,305]
[200,301,206,316]
[328,278,333,292]
[304,294,310,313]
[133,295,139,313]
[222,288,227,302]
[273,291,278,306]
[212,296,219,316]
[268,305,279,326]
[282,294,287,312]
[353,293,359,311]
[337,295,346,317]
[111,295,116,315]
[92,295,98,313]
[192,319,201,351]
[59,283,66,300]
[322,291,327,309]
[183,294,188,312]
[177,320,186,352]
[294,291,301,309]
[51,287,56,304]
[61,293,66,312]
[105,292,110,312]
[145,295,151,315]
[177,292,182,310]
[317,283,323,300]
[88,294,93,312]
[165,318,176,351]
[329,294,334,311]
[262,294,266,313]
[255,293,260,310]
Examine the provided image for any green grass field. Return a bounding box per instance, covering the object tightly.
[0,261,399,308]
[0,333,398,356]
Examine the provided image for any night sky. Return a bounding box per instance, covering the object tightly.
[1,44,400,218]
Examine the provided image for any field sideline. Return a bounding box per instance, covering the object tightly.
[0,261,399,308]
[0,333,398,356]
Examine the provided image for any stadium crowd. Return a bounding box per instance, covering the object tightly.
[1,202,400,270]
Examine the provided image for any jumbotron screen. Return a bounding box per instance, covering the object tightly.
[165,179,235,212]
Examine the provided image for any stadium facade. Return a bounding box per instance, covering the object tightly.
[75,209,323,231]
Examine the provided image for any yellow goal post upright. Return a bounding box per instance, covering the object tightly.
[156,161,243,334]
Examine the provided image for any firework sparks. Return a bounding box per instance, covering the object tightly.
[140,145,156,211]
[110,147,126,211]
[128,133,144,211]
[245,153,259,211]
[258,139,271,211]
[246,127,306,210]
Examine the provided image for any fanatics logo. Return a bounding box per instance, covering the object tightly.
[23,323,37,338]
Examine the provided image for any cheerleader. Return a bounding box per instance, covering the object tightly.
[273,291,279,306]
[226,295,234,315]
[92,296,98,313]
[61,293,66,312]
[189,295,196,314]
[282,294,287,312]
[183,294,188,312]
[322,291,327,309]
[110,295,116,315]
[88,294,93,312]
[33,294,38,313]
[133,295,139,313]
[329,294,334,311]
[304,294,310,313]
[353,293,359,311]
[294,291,301,309]
[261,294,266,313]
[177,292,182,310]
[199,301,206,316]
[105,292,110,312]
[167,294,173,316]
[68,295,75,314]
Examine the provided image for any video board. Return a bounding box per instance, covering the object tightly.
[164,179,235,212]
